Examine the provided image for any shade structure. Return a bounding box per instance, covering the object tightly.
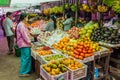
[2,0,60,13]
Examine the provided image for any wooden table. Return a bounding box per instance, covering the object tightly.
[91,49,112,80]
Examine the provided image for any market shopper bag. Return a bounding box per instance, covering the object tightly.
[14,44,21,57]
[14,25,21,57]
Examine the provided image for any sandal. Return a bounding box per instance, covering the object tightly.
[19,74,30,77]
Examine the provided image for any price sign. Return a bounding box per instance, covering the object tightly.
[0,0,11,7]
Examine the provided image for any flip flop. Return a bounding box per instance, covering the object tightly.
[19,74,30,77]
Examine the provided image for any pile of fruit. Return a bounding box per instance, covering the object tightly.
[35,46,53,56]
[42,60,67,76]
[70,4,77,12]
[43,6,64,15]
[37,31,52,43]
[97,5,108,13]
[79,21,99,41]
[30,27,41,35]
[91,27,120,44]
[47,30,68,46]
[30,21,40,27]
[104,0,120,14]
[44,54,65,62]
[67,26,81,39]
[56,18,64,30]
[61,58,84,70]
[53,37,101,60]
[80,4,93,12]
[52,37,70,51]
[70,41,94,60]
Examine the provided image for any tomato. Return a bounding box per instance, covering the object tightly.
[83,50,86,53]
[80,53,85,57]
[74,50,79,55]
[85,54,92,58]
[75,55,79,59]
[78,56,83,60]
[76,49,82,52]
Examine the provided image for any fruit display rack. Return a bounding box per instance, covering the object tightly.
[91,48,113,80]
[99,42,120,48]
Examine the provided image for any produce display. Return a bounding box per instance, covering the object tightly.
[43,6,64,15]
[53,37,101,60]
[67,27,81,39]
[79,21,99,41]
[35,46,53,56]
[44,54,66,62]
[30,27,41,35]
[47,30,68,46]
[56,17,64,30]
[91,27,120,44]
[104,0,120,13]
[97,5,108,12]
[37,31,52,43]
[42,60,67,76]
[30,21,40,28]
[61,58,84,70]
[80,4,93,12]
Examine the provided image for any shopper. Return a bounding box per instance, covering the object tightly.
[63,14,73,31]
[44,15,56,32]
[3,12,14,55]
[1,14,6,36]
[16,13,32,77]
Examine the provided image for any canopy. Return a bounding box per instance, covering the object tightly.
[2,0,60,13]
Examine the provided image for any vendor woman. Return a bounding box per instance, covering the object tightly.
[44,15,56,32]
[16,13,32,77]
[63,14,73,31]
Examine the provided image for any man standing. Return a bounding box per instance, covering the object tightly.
[3,12,14,55]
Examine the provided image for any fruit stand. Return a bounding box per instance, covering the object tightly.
[30,23,114,79]
[27,0,120,80]
[31,41,113,80]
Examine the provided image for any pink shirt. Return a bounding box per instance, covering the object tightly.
[16,21,31,48]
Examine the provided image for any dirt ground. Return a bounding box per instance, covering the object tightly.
[0,37,36,80]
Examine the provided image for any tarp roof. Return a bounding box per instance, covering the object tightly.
[2,0,60,13]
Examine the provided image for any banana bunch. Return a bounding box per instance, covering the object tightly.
[28,14,38,17]
[113,5,120,14]
[80,4,92,12]
[97,5,108,12]
[56,18,63,30]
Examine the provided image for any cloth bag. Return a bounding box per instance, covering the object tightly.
[14,24,21,57]
[14,44,21,57]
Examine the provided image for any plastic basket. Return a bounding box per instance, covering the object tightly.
[41,53,67,64]
[36,49,60,64]
[67,65,87,80]
[40,65,68,80]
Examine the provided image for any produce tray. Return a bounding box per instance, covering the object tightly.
[36,50,58,64]
[82,56,94,63]
[94,46,111,56]
[67,62,87,80]
[31,49,38,60]
[41,53,67,64]
[99,42,120,48]
[40,65,68,80]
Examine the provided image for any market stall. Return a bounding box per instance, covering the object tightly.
[1,0,120,80]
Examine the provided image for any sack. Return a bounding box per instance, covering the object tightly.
[14,45,21,57]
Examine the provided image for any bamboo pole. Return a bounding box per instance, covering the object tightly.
[75,0,78,26]
[63,0,65,17]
